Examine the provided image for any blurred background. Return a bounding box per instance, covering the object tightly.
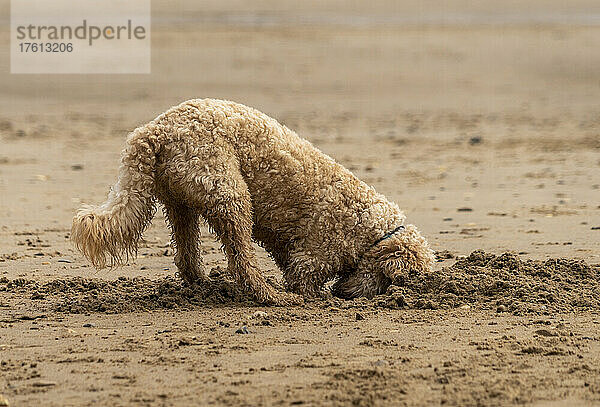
[2,1,600,116]
[0,0,599,262]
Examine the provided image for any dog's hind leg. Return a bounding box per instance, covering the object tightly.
[163,202,206,285]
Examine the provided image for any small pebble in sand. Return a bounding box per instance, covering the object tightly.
[82,323,95,328]
[235,326,250,334]
[355,312,365,321]
[469,136,482,145]
[71,164,84,170]
[30,292,44,300]
[251,311,268,319]
[535,329,558,337]
[496,305,508,313]
[457,207,473,212]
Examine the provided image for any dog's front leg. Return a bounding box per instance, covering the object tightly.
[284,255,331,298]
[177,157,302,305]
[209,193,303,305]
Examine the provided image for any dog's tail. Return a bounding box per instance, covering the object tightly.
[71,126,158,269]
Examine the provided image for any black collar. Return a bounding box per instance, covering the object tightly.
[370,225,406,248]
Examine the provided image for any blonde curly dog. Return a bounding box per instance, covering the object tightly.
[72,99,434,305]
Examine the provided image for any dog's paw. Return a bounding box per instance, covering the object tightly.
[264,292,304,307]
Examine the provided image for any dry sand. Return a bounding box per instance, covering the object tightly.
[1,1,600,405]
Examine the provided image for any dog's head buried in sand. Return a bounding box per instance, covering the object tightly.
[72,99,434,305]
[332,224,434,299]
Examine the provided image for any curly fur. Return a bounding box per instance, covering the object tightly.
[72,99,434,305]
[331,225,435,299]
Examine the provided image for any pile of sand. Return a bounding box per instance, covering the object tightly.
[1,251,598,315]
[1,269,247,314]
[373,251,600,314]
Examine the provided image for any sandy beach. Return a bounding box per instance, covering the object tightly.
[1,1,599,405]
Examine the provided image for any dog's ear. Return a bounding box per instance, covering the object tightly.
[373,224,435,283]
